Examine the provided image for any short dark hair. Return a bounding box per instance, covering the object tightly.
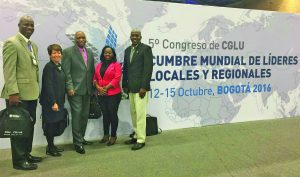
[18,15,34,25]
[99,46,117,62]
[47,44,62,55]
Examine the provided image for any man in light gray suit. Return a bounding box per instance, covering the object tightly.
[122,29,153,150]
[2,15,42,170]
[62,31,95,154]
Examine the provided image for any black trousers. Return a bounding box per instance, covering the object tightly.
[6,100,37,164]
[98,93,121,137]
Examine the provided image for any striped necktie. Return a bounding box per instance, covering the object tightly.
[27,40,37,66]
[27,41,32,52]
[130,47,135,63]
[80,48,87,66]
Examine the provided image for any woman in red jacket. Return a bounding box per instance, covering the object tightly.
[93,46,122,146]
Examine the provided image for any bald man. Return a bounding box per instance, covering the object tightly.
[122,29,153,150]
[1,15,42,170]
[61,31,95,154]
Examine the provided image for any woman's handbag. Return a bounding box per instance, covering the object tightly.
[89,95,102,119]
[40,108,69,136]
[55,108,69,136]
[0,106,33,138]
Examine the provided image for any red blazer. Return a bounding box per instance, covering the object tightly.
[93,62,122,96]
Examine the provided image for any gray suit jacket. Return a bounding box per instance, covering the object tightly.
[122,43,153,93]
[1,33,39,100]
[61,45,95,95]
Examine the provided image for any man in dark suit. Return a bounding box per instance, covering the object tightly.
[1,15,42,170]
[62,31,95,154]
[122,29,153,150]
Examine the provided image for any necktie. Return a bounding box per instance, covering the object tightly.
[80,48,87,66]
[27,41,32,52]
[27,40,37,66]
[130,47,135,63]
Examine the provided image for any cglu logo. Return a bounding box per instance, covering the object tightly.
[9,114,20,118]
[105,25,128,63]
[105,26,117,49]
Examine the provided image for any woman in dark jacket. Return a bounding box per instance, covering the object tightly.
[40,44,66,157]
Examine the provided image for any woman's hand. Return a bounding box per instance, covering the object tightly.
[52,103,59,111]
[97,86,107,96]
[95,82,105,96]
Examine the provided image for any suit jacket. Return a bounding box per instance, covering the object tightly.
[40,61,66,123]
[122,43,153,93]
[93,61,122,96]
[1,33,39,100]
[62,45,95,95]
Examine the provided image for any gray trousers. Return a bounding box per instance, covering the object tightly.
[68,94,90,146]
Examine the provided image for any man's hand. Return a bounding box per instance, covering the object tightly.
[68,89,75,96]
[123,88,129,94]
[9,94,21,106]
[139,88,147,99]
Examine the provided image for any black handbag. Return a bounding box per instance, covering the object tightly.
[0,106,33,138]
[55,108,69,136]
[146,114,160,136]
[89,95,102,119]
[130,115,161,137]
[40,108,69,136]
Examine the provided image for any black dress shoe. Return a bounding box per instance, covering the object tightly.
[124,138,137,145]
[27,154,42,163]
[131,143,145,150]
[13,161,37,170]
[53,145,64,152]
[83,139,93,145]
[46,146,62,157]
[46,150,62,157]
[74,145,85,154]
